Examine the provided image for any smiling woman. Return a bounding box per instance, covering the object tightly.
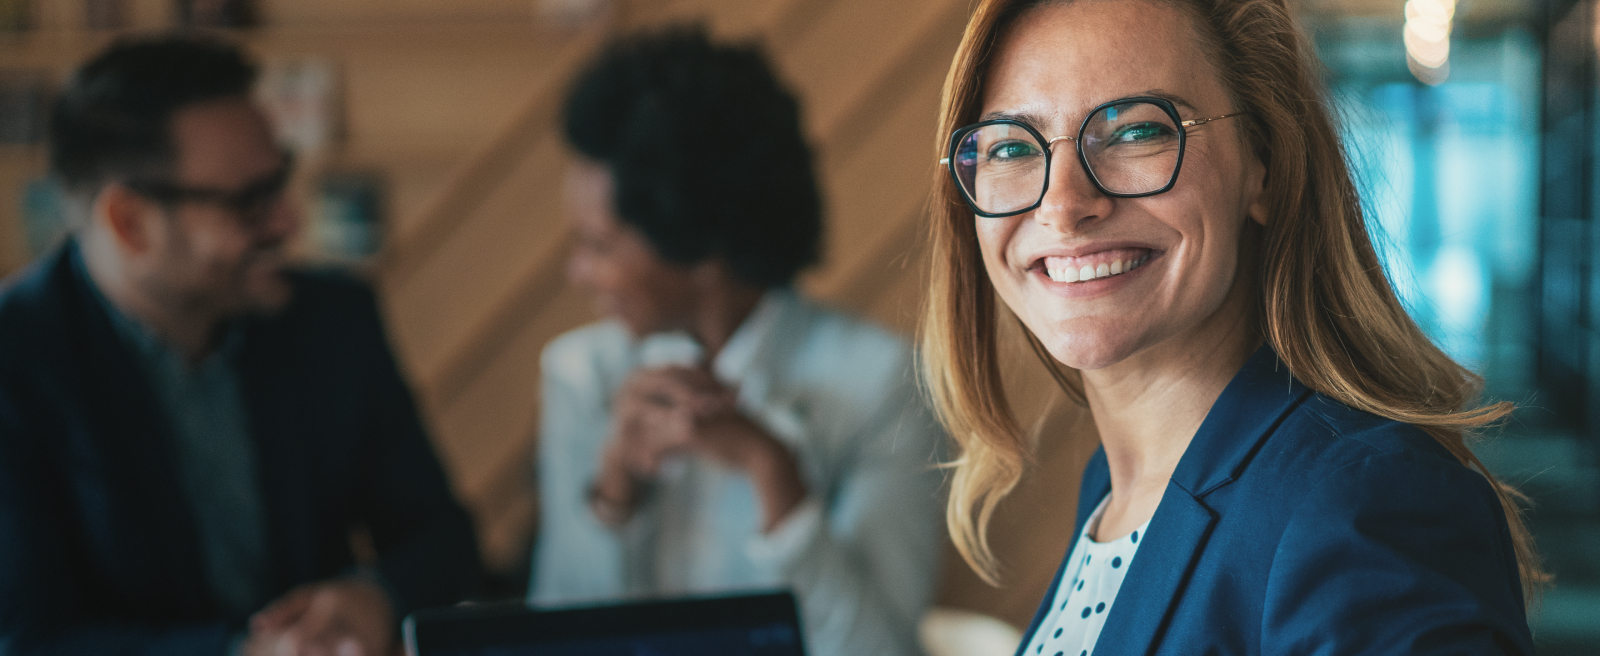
[919,0,1542,654]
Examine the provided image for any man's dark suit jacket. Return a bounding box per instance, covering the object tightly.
[0,242,482,654]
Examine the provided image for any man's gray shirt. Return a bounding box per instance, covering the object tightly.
[83,263,268,616]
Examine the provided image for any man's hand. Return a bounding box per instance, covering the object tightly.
[242,578,396,656]
[590,366,807,532]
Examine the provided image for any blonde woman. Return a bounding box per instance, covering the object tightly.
[921,0,1540,653]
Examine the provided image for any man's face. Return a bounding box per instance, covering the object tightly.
[140,97,299,318]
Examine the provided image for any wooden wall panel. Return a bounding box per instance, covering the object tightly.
[431,285,598,570]
[433,284,594,499]
[648,0,787,41]
[259,0,540,26]
[776,0,940,135]
[386,137,568,388]
[805,74,946,299]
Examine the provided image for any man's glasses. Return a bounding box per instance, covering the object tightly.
[124,152,295,229]
[941,97,1243,217]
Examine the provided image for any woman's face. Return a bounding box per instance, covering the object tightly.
[565,158,698,337]
[974,0,1267,372]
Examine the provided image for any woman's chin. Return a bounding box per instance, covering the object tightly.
[1038,333,1142,372]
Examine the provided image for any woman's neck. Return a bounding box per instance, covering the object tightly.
[1080,276,1261,536]
[685,272,766,363]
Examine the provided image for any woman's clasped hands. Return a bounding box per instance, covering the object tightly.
[589,365,806,532]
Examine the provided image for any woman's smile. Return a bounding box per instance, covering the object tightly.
[1023,246,1160,297]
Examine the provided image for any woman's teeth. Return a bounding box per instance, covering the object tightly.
[1045,255,1148,283]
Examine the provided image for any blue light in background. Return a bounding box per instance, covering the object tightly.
[1330,28,1540,390]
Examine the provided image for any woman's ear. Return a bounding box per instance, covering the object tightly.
[1243,154,1269,227]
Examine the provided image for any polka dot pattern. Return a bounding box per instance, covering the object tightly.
[1023,496,1152,656]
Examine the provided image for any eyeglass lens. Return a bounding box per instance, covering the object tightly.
[952,100,1183,215]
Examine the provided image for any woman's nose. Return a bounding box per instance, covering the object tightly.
[1031,142,1113,233]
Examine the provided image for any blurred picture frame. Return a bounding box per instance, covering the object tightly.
[313,171,385,262]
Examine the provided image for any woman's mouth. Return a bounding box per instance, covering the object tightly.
[1037,249,1153,284]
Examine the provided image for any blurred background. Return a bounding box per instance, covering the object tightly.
[0,0,1594,652]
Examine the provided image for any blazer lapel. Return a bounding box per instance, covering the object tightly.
[235,308,320,597]
[1091,484,1217,656]
[55,244,213,612]
[1080,346,1313,656]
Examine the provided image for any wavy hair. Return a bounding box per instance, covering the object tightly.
[918,0,1546,599]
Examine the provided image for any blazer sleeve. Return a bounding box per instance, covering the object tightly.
[0,386,234,655]
[348,290,483,616]
[1261,450,1533,655]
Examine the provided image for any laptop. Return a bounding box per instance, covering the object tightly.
[403,590,807,656]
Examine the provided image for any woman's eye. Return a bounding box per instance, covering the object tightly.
[1111,122,1172,143]
[987,140,1041,160]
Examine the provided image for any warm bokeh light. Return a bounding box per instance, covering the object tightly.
[1404,24,1450,68]
[1404,0,1456,84]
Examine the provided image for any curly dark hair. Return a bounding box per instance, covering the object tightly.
[562,26,823,288]
[50,33,258,194]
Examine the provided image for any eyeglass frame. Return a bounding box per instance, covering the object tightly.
[122,150,296,230]
[939,96,1244,218]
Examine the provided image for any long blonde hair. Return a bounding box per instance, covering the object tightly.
[919,0,1546,598]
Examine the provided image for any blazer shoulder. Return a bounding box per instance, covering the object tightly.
[254,268,385,345]
[1276,392,1467,474]
[1260,432,1530,654]
[282,268,380,318]
[0,252,69,338]
[0,250,84,380]
[1251,394,1506,543]
[787,298,913,382]
[540,321,634,392]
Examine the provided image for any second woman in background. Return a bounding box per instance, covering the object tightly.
[527,27,946,656]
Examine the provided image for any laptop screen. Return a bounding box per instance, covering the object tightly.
[404,591,806,656]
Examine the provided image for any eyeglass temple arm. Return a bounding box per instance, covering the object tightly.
[1180,112,1244,128]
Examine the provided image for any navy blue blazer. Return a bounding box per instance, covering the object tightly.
[1017,346,1533,655]
[0,243,482,654]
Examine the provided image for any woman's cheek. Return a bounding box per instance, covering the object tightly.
[975,218,1018,277]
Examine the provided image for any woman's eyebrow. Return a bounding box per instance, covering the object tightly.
[978,92,1201,126]
[1137,90,1198,111]
[977,109,1051,126]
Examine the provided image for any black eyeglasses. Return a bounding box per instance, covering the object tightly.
[940,97,1243,217]
[124,151,295,229]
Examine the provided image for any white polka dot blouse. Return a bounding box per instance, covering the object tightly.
[1025,496,1152,656]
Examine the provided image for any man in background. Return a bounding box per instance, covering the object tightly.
[0,35,480,654]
